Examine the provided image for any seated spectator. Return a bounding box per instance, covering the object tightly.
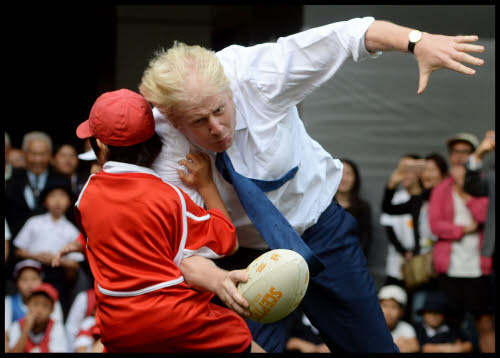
[378,285,419,353]
[429,132,493,353]
[380,154,423,287]
[6,283,68,352]
[415,291,473,353]
[5,219,11,263]
[5,260,64,334]
[52,143,89,198]
[285,308,330,353]
[334,158,372,259]
[5,131,70,295]
[7,148,27,169]
[65,288,97,352]
[73,307,102,353]
[13,180,84,316]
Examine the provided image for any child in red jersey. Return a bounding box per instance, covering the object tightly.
[7,283,67,352]
[65,88,261,353]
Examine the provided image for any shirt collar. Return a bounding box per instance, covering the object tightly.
[102,161,161,179]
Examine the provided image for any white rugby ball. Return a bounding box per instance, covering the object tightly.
[237,249,309,323]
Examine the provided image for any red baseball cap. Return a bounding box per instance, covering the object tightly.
[30,283,59,303]
[76,89,155,146]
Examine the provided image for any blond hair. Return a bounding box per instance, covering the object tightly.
[139,42,230,113]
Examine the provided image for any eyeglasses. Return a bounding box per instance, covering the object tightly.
[450,149,472,155]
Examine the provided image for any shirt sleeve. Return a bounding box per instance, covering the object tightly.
[217,17,379,115]
[48,321,68,352]
[5,219,11,240]
[65,291,88,352]
[180,189,237,260]
[51,301,64,326]
[7,320,21,350]
[5,296,12,331]
[12,217,35,250]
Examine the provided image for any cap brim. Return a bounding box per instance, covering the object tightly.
[76,120,92,139]
[78,149,97,161]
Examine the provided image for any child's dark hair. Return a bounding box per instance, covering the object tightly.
[89,132,163,168]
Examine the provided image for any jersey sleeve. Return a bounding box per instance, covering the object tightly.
[180,189,237,260]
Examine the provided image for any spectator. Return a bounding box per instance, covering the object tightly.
[52,143,88,198]
[5,132,13,182]
[77,148,101,175]
[5,260,64,334]
[65,288,96,352]
[73,307,103,353]
[415,290,473,353]
[429,132,494,353]
[6,283,68,352]
[7,148,27,169]
[285,308,329,353]
[5,219,11,263]
[380,154,422,287]
[13,180,84,317]
[382,153,448,323]
[334,158,373,258]
[378,285,420,353]
[5,131,71,294]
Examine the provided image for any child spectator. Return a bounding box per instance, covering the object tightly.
[6,283,68,352]
[415,291,473,353]
[65,288,96,352]
[13,180,84,316]
[5,260,64,333]
[378,285,420,353]
[73,306,102,353]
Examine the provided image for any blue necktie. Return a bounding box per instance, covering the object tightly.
[215,151,325,276]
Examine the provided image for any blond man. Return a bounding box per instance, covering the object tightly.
[139,18,485,352]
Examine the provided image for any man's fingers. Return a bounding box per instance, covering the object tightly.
[417,68,431,95]
[446,59,476,75]
[454,35,480,44]
[454,43,485,54]
[453,52,484,67]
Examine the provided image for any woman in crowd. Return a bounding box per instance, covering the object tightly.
[334,158,373,259]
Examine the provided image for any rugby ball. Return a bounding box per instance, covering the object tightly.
[237,249,309,323]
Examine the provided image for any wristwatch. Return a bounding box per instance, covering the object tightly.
[408,30,422,54]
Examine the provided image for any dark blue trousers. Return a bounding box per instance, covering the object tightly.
[215,201,399,353]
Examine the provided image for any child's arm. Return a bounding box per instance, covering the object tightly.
[178,152,232,221]
[51,240,83,267]
[179,255,250,318]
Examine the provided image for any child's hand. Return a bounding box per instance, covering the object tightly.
[52,241,82,267]
[178,152,214,190]
[215,269,251,318]
[22,312,37,333]
[36,252,55,266]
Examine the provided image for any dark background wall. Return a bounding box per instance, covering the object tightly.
[5,5,495,287]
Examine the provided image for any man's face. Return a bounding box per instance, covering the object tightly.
[448,141,473,167]
[53,145,78,176]
[25,139,51,175]
[166,91,237,153]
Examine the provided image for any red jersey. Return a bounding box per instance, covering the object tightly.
[75,162,251,352]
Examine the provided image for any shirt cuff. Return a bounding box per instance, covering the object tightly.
[467,156,483,171]
[356,17,382,61]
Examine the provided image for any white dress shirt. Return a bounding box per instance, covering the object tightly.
[153,17,380,249]
[13,213,84,262]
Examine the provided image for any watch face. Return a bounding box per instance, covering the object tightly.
[409,30,422,43]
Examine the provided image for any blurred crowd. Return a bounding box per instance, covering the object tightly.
[4,129,495,353]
